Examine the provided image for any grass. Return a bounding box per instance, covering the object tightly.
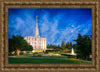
[8,57,92,64]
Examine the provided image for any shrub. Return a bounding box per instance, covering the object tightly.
[20,52,24,55]
[33,52,44,57]
[38,52,44,57]
[33,52,38,57]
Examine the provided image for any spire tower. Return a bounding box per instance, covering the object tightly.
[35,16,39,36]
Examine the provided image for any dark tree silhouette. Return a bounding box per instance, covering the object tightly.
[9,35,33,56]
[74,34,92,60]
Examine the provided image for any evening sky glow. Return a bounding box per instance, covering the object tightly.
[9,8,92,45]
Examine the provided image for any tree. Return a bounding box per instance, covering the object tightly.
[74,34,92,60]
[9,35,33,56]
[74,34,84,59]
[72,44,78,52]
[61,41,65,49]
[9,39,16,54]
[70,42,72,46]
[66,42,70,49]
[65,42,73,51]
[58,44,60,47]
[69,42,72,49]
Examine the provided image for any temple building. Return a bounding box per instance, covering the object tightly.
[24,16,47,52]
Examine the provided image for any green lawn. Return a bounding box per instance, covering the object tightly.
[8,57,92,64]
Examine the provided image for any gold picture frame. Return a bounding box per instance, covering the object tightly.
[0,0,100,72]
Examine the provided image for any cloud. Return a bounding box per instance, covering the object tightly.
[9,8,92,45]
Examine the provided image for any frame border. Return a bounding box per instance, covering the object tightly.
[0,0,100,72]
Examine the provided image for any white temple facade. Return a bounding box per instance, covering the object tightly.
[24,16,47,52]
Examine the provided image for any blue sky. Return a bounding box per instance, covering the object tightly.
[8,8,92,45]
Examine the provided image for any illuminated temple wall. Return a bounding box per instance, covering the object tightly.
[24,36,46,52]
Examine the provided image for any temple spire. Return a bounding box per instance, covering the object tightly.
[36,16,38,26]
[35,16,39,36]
